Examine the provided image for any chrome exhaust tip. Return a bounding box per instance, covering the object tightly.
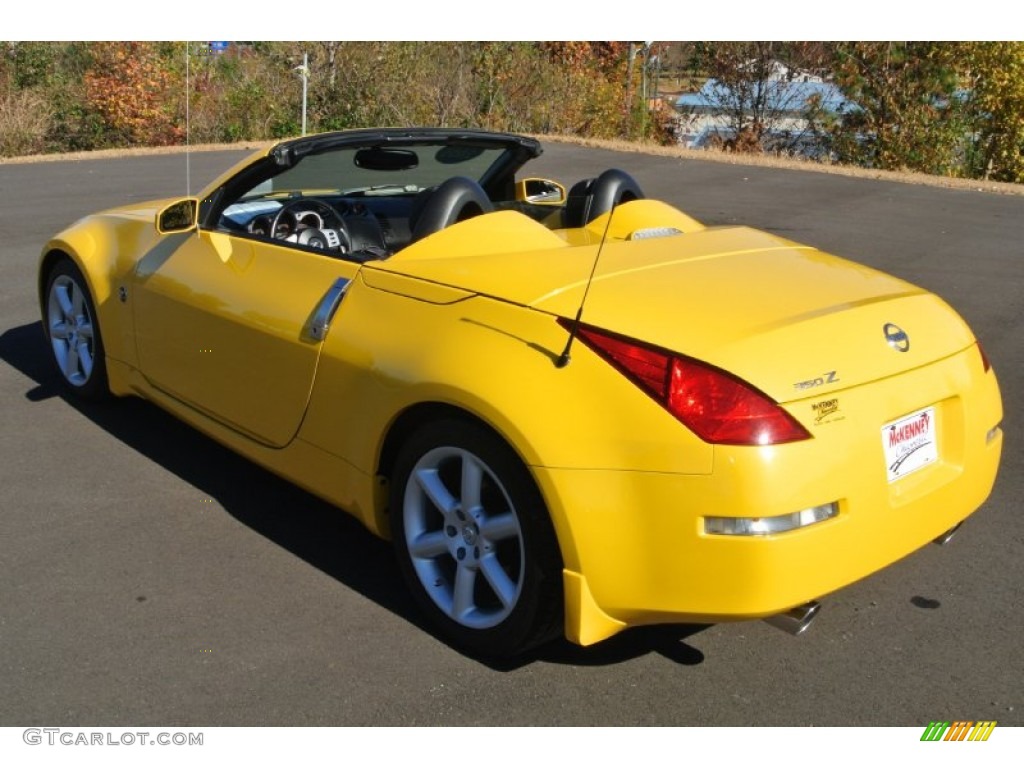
[933,522,964,546]
[764,600,821,636]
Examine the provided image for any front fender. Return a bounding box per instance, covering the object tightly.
[39,207,176,375]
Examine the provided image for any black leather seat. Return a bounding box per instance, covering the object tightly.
[410,176,495,243]
[564,168,645,228]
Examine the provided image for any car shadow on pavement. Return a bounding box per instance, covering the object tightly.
[528,625,707,669]
[2,320,709,669]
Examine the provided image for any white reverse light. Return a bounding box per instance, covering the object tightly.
[704,502,839,536]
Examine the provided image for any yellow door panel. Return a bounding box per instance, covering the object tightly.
[133,230,359,447]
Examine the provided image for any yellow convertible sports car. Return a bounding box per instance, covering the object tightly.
[39,128,1003,657]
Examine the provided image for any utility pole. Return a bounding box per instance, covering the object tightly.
[641,42,653,137]
[295,52,309,136]
[626,42,637,113]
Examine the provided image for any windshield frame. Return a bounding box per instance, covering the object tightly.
[199,128,542,231]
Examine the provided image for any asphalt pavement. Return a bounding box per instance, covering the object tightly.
[1,143,1021,726]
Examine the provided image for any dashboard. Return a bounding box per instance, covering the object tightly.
[218,195,404,260]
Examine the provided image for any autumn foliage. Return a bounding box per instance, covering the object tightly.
[961,41,1024,183]
[83,42,183,146]
[1,41,1022,184]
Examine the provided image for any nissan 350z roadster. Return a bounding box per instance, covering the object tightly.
[39,128,1003,657]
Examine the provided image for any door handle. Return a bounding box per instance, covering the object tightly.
[306,277,351,342]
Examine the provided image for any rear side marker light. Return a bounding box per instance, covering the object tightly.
[705,502,839,536]
[977,342,992,373]
[560,319,811,446]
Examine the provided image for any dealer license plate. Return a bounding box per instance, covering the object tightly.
[882,406,937,483]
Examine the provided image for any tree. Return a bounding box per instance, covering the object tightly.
[827,42,967,174]
[84,42,184,146]
[473,43,550,132]
[684,42,835,153]
[1,42,107,151]
[542,42,634,138]
[960,42,1024,182]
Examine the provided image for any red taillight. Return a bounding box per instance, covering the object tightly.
[562,320,811,445]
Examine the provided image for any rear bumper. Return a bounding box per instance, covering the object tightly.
[536,345,1003,645]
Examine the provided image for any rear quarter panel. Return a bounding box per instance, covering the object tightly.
[297,270,717,565]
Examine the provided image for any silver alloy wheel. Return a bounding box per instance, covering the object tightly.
[403,446,525,630]
[47,273,96,387]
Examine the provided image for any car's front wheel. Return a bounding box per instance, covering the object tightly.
[43,258,109,400]
[391,419,563,658]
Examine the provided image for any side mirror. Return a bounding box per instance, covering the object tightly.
[515,178,566,205]
[156,199,198,234]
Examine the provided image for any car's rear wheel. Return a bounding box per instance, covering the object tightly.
[391,419,563,658]
[43,258,109,400]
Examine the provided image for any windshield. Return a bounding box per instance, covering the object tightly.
[242,143,512,200]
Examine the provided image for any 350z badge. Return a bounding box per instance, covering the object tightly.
[794,370,839,391]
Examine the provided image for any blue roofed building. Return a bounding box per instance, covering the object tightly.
[673,62,855,155]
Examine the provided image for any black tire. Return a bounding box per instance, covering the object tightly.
[390,418,563,658]
[42,259,110,400]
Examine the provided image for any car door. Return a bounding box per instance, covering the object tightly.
[132,228,358,448]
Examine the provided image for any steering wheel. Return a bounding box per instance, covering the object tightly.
[269,199,352,253]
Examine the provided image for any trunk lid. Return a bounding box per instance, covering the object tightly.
[379,217,976,402]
